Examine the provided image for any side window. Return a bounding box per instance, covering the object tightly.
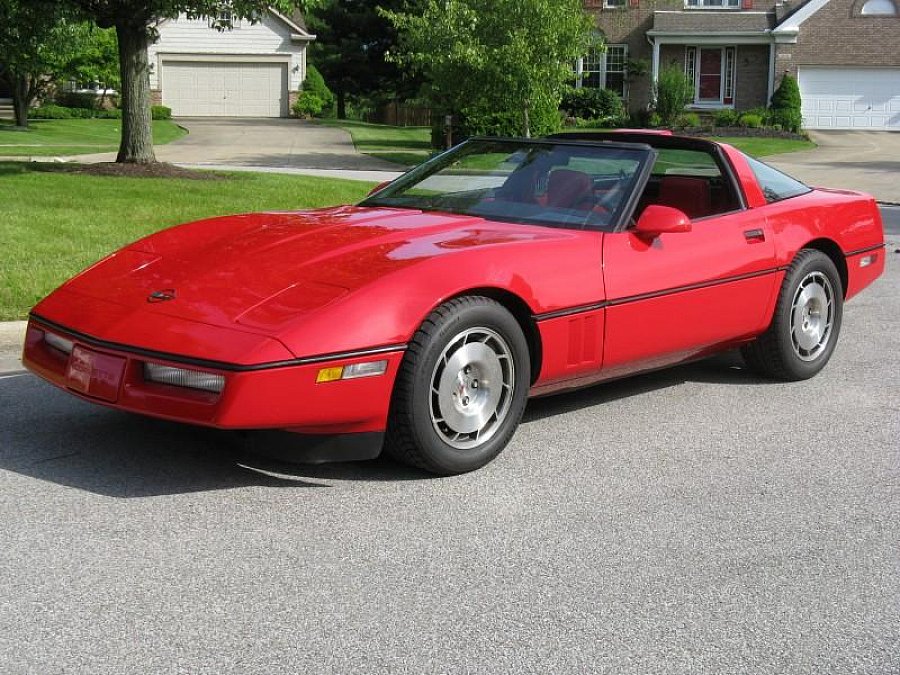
[745,156,812,203]
[637,147,741,219]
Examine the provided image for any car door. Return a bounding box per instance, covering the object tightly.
[601,153,778,379]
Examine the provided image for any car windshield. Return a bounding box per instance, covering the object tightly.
[359,138,652,231]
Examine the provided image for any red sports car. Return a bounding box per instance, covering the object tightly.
[23,132,885,474]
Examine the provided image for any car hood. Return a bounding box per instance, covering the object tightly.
[57,206,562,336]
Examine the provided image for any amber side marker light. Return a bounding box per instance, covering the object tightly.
[316,360,388,384]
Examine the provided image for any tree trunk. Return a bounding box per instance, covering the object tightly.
[337,89,346,120]
[115,23,155,163]
[523,98,531,139]
[12,74,30,128]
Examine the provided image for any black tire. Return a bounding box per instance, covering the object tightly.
[385,296,531,475]
[742,249,843,381]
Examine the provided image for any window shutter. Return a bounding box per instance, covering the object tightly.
[741,0,753,8]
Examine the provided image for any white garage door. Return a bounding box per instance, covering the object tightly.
[799,67,900,130]
[162,61,287,117]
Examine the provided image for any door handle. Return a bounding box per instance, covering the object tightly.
[743,228,765,242]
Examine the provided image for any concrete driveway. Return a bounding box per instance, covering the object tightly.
[71,118,402,174]
[766,130,900,204]
[159,118,402,171]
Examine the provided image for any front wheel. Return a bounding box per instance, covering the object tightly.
[385,296,530,475]
[742,249,843,381]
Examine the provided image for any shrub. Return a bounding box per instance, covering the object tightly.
[713,109,739,127]
[292,91,325,118]
[151,105,172,120]
[770,74,802,133]
[29,105,74,119]
[653,65,693,126]
[54,92,99,110]
[575,116,629,129]
[560,87,625,121]
[96,108,122,119]
[302,65,334,117]
[738,113,763,128]
[676,112,701,128]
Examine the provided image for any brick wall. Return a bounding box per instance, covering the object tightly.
[586,0,779,111]
[735,45,771,109]
[775,0,900,83]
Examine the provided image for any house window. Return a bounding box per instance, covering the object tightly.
[576,45,628,99]
[604,0,627,7]
[208,8,241,28]
[684,46,737,106]
[723,47,736,101]
[605,45,628,98]
[860,0,898,13]
[685,0,740,8]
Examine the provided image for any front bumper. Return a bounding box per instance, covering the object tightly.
[23,317,404,438]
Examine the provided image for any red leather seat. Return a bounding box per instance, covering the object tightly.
[545,169,593,210]
[657,176,711,219]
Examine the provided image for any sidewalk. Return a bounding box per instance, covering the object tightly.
[0,321,26,374]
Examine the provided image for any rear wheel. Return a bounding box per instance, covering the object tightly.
[742,249,843,381]
[385,296,530,475]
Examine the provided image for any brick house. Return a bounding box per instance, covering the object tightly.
[580,0,900,129]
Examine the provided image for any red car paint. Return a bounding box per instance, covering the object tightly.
[23,134,885,450]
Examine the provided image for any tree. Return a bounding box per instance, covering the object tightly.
[67,24,120,103]
[0,1,83,127]
[306,0,422,120]
[60,1,324,163]
[382,0,594,140]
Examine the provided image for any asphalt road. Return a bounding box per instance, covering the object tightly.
[1,257,898,675]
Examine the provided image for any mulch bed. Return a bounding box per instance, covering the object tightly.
[32,161,228,180]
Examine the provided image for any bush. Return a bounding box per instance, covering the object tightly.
[738,113,763,128]
[676,112,701,128]
[302,65,334,117]
[151,105,172,120]
[560,87,625,121]
[713,109,739,127]
[29,105,74,119]
[96,108,122,119]
[574,116,629,129]
[292,91,325,118]
[54,92,99,110]
[653,65,693,126]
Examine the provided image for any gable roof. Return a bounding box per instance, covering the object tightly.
[775,0,832,31]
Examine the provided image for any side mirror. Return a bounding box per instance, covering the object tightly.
[634,205,692,238]
[367,180,392,197]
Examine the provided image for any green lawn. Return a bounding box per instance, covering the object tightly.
[315,119,432,167]
[317,120,813,166]
[710,136,815,157]
[0,118,187,156]
[0,163,375,320]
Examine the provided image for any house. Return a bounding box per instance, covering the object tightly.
[148,9,315,117]
[580,0,900,129]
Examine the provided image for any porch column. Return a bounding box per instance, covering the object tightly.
[767,42,776,104]
[651,39,661,84]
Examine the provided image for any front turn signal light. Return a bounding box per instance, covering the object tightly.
[316,360,388,384]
